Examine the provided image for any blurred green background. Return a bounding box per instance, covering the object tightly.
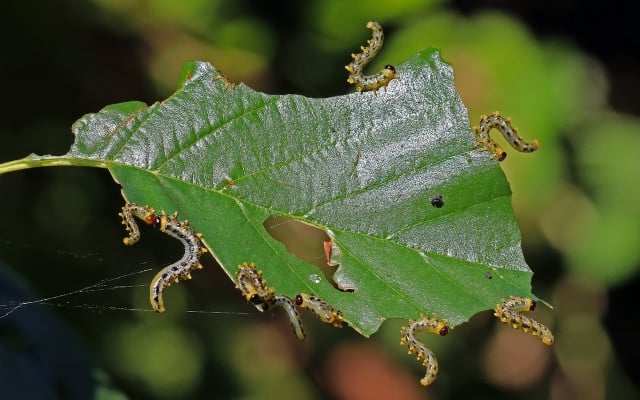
[1,1,638,399]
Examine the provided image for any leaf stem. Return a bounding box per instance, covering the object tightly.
[0,154,107,175]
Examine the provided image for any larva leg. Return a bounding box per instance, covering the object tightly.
[472,112,540,161]
[494,296,554,345]
[345,20,397,93]
[400,314,449,387]
[120,202,207,313]
[294,293,346,328]
[235,263,306,340]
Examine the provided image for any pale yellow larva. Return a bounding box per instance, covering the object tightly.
[345,20,397,93]
[120,202,207,313]
[494,296,554,345]
[294,293,345,328]
[400,314,449,387]
[473,112,540,161]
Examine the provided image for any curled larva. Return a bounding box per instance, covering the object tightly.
[400,314,449,387]
[294,293,345,328]
[494,296,554,345]
[235,262,275,311]
[235,263,306,340]
[120,202,207,313]
[120,203,155,245]
[345,20,397,93]
[473,112,540,161]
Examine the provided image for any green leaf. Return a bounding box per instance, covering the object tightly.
[38,49,535,336]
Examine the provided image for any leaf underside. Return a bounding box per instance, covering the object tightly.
[63,49,533,336]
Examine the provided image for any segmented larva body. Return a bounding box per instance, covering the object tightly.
[473,112,540,161]
[400,314,449,387]
[120,203,207,313]
[345,20,397,93]
[271,295,306,340]
[120,203,155,245]
[235,262,275,311]
[235,263,306,340]
[494,296,554,345]
[294,293,345,328]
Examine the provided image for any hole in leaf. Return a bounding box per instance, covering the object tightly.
[263,215,338,288]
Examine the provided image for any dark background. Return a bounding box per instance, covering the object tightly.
[1,1,638,399]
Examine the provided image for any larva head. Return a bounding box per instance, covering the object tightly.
[541,333,554,346]
[294,294,304,306]
[383,65,397,79]
[496,150,507,161]
[427,318,449,336]
[152,215,167,230]
[249,293,268,310]
[529,299,537,312]
[127,204,156,222]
